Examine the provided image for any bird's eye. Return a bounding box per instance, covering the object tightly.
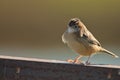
[74,26,78,28]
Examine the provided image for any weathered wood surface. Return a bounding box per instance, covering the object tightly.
[0,55,120,80]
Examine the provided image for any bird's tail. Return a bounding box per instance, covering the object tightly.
[100,48,119,58]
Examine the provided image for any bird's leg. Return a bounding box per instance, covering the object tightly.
[73,55,83,64]
[85,55,91,65]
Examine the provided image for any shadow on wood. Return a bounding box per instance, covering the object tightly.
[0,55,120,80]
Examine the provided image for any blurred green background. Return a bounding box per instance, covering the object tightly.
[0,0,120,65]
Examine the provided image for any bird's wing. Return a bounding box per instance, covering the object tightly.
[80,29,101,46]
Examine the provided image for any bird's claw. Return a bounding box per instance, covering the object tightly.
[85,61,91,65]
[67,59,85,65]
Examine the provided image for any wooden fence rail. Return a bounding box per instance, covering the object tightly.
[0,55,120,80]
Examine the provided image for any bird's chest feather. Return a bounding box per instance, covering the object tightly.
[62,32,87,54]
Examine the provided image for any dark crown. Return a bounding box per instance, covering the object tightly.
[69,18,80,26]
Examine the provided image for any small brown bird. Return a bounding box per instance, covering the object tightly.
[62,18,118,64]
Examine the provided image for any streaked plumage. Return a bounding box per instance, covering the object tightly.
[62,18,118,64]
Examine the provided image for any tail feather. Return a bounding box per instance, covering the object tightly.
[100,48,119,58]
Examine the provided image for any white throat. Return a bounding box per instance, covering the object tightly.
[67,27,75,33]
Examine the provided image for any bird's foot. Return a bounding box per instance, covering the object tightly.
[67,59,74,63]
[67,59,85,65]
[85,61,91,65]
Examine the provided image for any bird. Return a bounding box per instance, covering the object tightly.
[62,18,119,65]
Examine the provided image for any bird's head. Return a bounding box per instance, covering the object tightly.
[67,18,81,33]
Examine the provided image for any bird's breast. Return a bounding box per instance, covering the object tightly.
[62,32,89,55]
